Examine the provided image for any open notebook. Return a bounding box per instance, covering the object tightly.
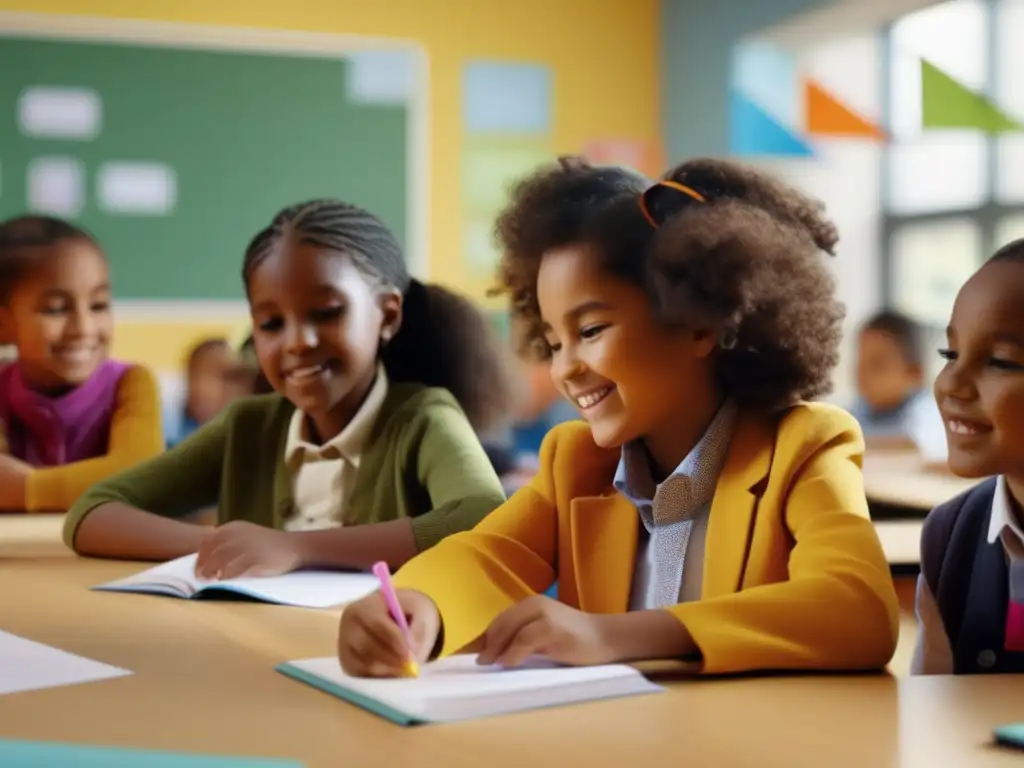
[93,554,378,609]
[277,653,663,725]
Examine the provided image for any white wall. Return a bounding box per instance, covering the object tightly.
[756,34,885,404]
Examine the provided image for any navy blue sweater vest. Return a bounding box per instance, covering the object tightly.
[921,478,1024,674]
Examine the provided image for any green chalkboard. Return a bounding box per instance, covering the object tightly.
[0,36,410,300]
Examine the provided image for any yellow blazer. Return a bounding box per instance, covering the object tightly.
[394,402,900,674]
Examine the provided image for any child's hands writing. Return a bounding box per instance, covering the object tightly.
[194,520,303,580]
[476,596,616,668]
[338,589,441,677]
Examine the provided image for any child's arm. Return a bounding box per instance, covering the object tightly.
[661,407,900,673]
[25,366,164,512]
[63,412,228,559]
[284,402,507,571]
[393,427,566,656]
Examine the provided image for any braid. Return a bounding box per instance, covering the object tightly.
[241,200,408,292]
[242,198,514,431]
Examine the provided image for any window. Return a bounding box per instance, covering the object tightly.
[882,0,1024,323]
[996,0,1024,202]
[891,219,981,326]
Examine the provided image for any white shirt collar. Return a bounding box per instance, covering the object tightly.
[285,364,389,468]
[987,475,1024,555]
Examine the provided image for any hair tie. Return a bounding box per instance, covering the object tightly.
[639,180,706,229]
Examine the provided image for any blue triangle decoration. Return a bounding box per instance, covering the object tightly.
[729,91,813,157]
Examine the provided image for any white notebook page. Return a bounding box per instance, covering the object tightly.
[0,631,132,695]
[98,554,379,608]
[287,654,657,719]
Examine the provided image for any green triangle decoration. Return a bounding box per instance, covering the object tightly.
[921,59,1023,133]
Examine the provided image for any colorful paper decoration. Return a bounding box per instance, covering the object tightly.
[920,59,1023,133]
[729,91,813,158]
[804,79,885,139]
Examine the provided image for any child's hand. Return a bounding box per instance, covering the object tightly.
[0,454,31,510]
[338,589,440,677]
[476,596,615,668]
[194,520,303,580]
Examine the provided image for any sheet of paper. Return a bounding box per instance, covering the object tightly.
[0,631,131,695]
[0,739,302,767]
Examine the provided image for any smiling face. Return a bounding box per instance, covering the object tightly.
[535,243,718,475]
[2,239,112,393]
[247,239,401,442]
[934,260,1024,480]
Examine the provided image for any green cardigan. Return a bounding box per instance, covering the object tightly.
[63,383,506,551]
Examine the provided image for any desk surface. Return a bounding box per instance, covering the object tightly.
[3,519,1023,767]
[863,451,977,512]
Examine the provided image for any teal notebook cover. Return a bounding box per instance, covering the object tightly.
[0,739,304,767]
[276,662,422,726]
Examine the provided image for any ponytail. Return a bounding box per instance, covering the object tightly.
[381,279,514,432]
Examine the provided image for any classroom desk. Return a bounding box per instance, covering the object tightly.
[863,451,976,512]
[2,530,1023,767]
[863,451,979,569]
[0,514,65,558]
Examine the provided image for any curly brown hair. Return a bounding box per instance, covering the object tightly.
[492,156,845,411]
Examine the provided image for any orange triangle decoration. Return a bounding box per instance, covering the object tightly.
[804,79,886,140]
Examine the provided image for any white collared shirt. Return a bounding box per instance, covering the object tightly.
[613,401,737,611]
[281,365,389,532]
[911,475,1024,674]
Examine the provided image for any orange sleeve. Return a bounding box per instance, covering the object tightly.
[25,365,164,512]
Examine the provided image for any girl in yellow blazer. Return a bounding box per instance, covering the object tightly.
[338,157,900,676]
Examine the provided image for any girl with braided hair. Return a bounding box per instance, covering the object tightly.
[65,199,512,578]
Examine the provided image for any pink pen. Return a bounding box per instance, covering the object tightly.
[371,561,420,677]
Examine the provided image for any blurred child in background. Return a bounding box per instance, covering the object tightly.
[851,310,944,457]
[0,215,163,511]
[165,337,252,448]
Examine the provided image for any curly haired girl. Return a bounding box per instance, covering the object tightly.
[338,157,899,677]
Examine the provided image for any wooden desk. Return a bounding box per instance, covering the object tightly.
[2,542,1023,766]
[863,451,976,512]
[0,513,66,560]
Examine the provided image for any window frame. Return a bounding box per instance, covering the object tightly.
[880,0,1024,321]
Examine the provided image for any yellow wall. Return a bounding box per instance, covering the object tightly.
[1,0,660,371]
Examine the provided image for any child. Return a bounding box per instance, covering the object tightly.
[850,310,943,451]
[63,199,512,578]
[337,157,900,677]
[165,337,244,448]
[912,239,1024,675]
[0,215,163,512]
